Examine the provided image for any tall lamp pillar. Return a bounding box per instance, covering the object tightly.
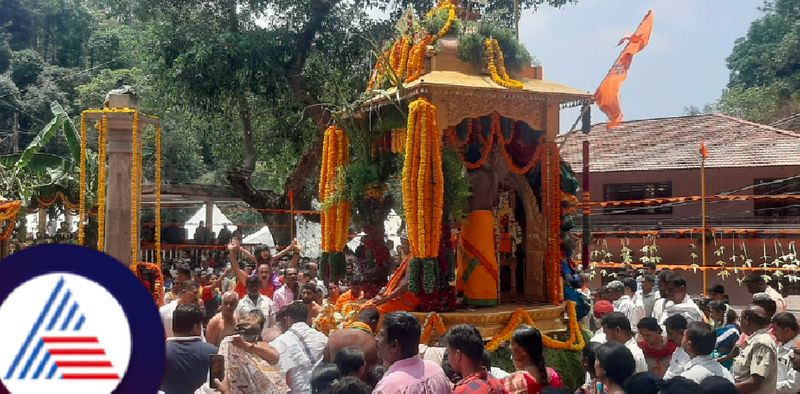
[103,92,139,265]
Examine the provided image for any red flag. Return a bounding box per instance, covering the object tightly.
[594,10,654,129]
[700,142,708,159]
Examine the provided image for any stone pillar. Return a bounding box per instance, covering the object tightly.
[103,93,139,266]
[205,200,214,230]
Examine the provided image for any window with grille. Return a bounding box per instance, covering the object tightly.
[753,178,800,217]
[603,182,673,214]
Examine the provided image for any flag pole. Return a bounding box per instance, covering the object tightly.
[701,153,708,297]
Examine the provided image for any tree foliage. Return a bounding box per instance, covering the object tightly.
[719,0,800,127]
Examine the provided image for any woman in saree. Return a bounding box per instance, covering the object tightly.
[503,325,563,393]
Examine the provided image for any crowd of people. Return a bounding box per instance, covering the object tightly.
[158,238,800,394]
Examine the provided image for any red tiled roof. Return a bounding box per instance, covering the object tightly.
[557,113,800,173]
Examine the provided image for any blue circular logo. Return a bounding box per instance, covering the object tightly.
[0,245,165,394]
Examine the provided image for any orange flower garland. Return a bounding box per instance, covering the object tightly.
[420,312,447,345]
[447,114,545,174]
[485,38,524,89]
[0,200,21,241]
[155,124,163,268]
[132,262,165,307]
[78,113,87,245]
[319,125,350,253]
[486,302,585,352]
[403,97,444,293]
[36,191,80,211]
[545,143,564,304]
[97,115,108,252]
[131,111,140,264]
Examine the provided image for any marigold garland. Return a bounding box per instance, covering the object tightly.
[546,143,564,304]
[78,113,87,245]
[447,114,544,174]
[486,301,585,352]
[97,115,108,252]
[0,200,21,241]
[155,124,163,268]
[432,2,457,41]
[131,262,165,307]
[131,111,141,264]
[420,311,447,345]
[403,97,444,294]
[318,126,351,283]
[36,191,80,211]
[485,38,524,89]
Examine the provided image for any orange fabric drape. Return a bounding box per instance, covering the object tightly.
[594,10,654,129]
[377,257,421,314]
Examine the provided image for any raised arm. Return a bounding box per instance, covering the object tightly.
[228,240,248,286]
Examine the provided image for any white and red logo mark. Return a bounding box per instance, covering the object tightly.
[0,273,132,393]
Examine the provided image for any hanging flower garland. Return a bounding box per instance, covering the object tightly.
[97,115,108,252]
[420,311,447,345]
[403,97,444,294]
[319,125,351,284]
[0,200,21,241]
[546,143,564,304]
[447,114,545,174]
[79,113,87,245]
[131,111,141,264]
[485,38,524,89]
[132,262,165,307]
[155,124,163,268]
[486,301,585,352]
[36,191,81,211]
[431,2,457,41]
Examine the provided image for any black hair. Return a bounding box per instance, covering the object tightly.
[383,312,421,358]
[512,325,548,385]
[664,314,688,331]
[752,294,777,318]
[481,349,492,370]
[709,284,726,295]
[582,342,600,377]
[622,372,662,394]
[334,347,365,377]
[358,307,380,325]
[540,388,569,394]
[700,375,738,394]
[708,300,737,326]
[637,317,662,333]
[328,376,372,394]
[622,277,637,293]
[742,307,771,327]
[246,275,260,286]
[660,376,704,394]
[445,324,484,362]
[772,311,800,331]
[351,273,367,285]
[668,274,687,288]
[178,280,198,293]
[601,312,632,333]
[685,321,716,355]
[254,246,271,264]
[656,270,673,285]
[278,301,309,323]
[642,274,655,284]
[172,303,204,333]
[177,266,192,278]
[643,262,656,270]
[310,363,341,394]
[366,364,386,388]
[595,342,635,387]
[246,309,266,330]
[743,273,766,284]
[303,282,319,293]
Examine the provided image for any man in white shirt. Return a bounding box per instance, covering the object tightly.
[606,280,640,333]
[651,270,673,323]
[269,301,328,393]
[638,275,659,319]
[159,280,199,338]
[623,277,646,325]
[659,274,703,325]
[664,321,733,383]
[772,312,800,393]
[664,314,691,378]
[744,273,787,313]
[235,276,276,336]
[602,312,648,373]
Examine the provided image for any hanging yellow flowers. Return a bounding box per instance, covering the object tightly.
[420,311,447,345]
[131,111,141,265]
[485,38,524,89]
[319,125,351,283]
[486,302,586,352]
[155,124,163,268]
[79,113,87,246]
[97,115,108,252]
[403,97,444,294]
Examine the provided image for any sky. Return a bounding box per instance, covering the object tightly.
[516,0,764,130]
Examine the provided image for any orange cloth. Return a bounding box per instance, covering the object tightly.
[376,257,420,314]
[594,10,654,129]
[457,210,499,306]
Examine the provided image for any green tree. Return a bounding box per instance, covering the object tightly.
[719,0,800,127]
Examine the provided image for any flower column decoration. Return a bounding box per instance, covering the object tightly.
[319,125,351,284]
[403,97,445,294]
[545,142,564,304]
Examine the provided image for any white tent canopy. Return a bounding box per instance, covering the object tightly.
[185,204,237,241]
[242,225,275,247]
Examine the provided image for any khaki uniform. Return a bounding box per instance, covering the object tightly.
[733,328,778,394]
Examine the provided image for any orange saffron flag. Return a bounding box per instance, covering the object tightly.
[594,10,654,129]
[700,142,708,159]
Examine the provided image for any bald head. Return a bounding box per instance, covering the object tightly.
[742,305,770,335]
[221,291,239,315]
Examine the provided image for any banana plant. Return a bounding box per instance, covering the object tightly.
[0,102,91,206]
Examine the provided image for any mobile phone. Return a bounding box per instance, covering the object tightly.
[209,354,224,389]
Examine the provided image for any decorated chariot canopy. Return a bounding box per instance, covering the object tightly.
[318,0,590,309]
